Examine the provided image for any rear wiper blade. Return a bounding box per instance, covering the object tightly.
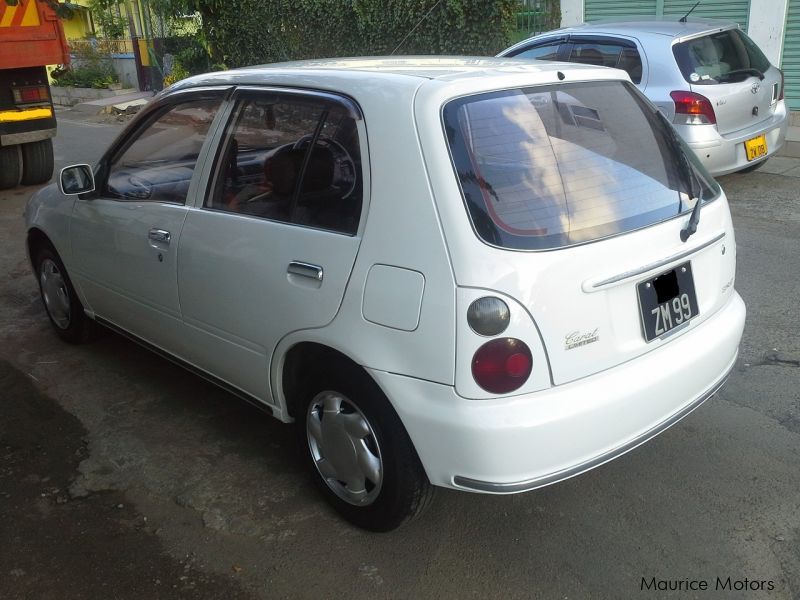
[653,111,702,242]
[680,194,702,242]
[718,67,765,81]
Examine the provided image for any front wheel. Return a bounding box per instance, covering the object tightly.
[35,246,96,343]
[296,361,434,531]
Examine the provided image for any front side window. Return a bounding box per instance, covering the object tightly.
[209,92,362,235]
[443,81,718,250]
[105,97,222,203]
[673,28,771,84]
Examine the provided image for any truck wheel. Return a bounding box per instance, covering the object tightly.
[0,144,23,189]
[21,139,55,185]
[296,359,435,531]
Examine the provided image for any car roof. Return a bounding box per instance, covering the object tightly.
[540,17,739,39]
[166,56,620,95]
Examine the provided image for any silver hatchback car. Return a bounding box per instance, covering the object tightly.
[499,19,788,176]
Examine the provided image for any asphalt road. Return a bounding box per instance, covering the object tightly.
[0,111,798,599]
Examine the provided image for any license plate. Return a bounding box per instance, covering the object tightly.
[637,262,699,342]
[744,134,767,161]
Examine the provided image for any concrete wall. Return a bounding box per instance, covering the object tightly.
[747,0,790,65]
[111,55,138,90]
[561,0,584,27]
[50,85,137,107]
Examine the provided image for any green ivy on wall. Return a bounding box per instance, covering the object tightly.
[197,0,518,68]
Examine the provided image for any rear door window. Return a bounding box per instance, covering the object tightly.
[567,38,643,84]
[208,91,363,235]
[673,28,771,84]
[442,81,718,250]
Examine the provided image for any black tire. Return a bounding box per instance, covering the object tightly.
[0,144,22,190]
[738,158,768,174]
[296,359,435,531]
[21,139,55,185]
[34,245,96,344]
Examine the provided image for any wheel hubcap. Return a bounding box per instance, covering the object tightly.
[306,391,383,506]
[39,258,71,329]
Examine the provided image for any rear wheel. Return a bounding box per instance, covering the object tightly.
[296,359,434,531]
[35,246,95,343]
[21,139,55,185]
[0,144,23,190]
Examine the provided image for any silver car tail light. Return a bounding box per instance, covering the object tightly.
[670,90,717,125]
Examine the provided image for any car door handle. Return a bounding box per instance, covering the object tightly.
[148,229,171,244]
[287,261,323,282]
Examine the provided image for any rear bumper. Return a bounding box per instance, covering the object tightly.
[678,105,788,176]
[0,106,56,146]
[370,291,745,493]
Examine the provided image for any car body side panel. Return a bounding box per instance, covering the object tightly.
[269,79,459,416]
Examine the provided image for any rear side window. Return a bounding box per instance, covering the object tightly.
[673,28,771,84]
[568,40,643,84]
[442,81,718,251]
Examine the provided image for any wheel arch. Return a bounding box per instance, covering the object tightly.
[26,227,56,268]
[279,341,371,421]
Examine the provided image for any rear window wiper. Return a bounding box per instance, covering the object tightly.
[717,67,765,82]
[653,111,702,241]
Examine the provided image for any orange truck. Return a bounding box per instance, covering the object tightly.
[0,0,68,189]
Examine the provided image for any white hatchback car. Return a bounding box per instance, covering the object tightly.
[26,58,745,531]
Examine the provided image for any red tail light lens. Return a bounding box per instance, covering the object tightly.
[670,90,716,125]
[12,86,50,105]
[472,338,532,394]
[779,69,785,101]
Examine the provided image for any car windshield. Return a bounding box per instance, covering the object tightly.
[442,80,719,250]
[673,28,771,84]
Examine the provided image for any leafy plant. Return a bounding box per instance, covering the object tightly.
[53,42,119,89]
[88,0,127,39]
[146,0,519,69]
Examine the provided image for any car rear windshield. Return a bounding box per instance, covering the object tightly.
[442,81,719,250]
[673,28,771,84]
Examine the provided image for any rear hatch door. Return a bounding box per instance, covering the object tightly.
[441,79,737,385]
[674,28,781,135]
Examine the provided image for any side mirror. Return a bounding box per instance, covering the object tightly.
[59,164,95,195]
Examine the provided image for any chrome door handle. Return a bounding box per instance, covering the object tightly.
[288,261,323,281]
[148,229,171,244]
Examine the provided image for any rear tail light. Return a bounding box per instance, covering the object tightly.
[779,69,785,101]
[472,338,532,394]
[12,85,50,105]
[670,90,716,125]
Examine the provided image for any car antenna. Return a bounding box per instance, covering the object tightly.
[679,1,701,22]
[391,0,445,55]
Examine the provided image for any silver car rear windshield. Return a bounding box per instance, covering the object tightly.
[442,81,719,251]
[673,28,771,85]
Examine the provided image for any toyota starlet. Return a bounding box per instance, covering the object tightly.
[25,58,745,530]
